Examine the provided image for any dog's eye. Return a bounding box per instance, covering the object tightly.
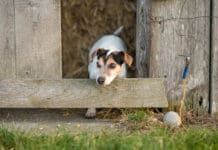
[96,62,101,68]
[108,63,116,69]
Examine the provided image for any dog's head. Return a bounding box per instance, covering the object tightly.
[92,49,133,85]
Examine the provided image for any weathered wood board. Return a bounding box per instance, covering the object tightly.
[211,0,218,114]
[149,0,210,111]
[0,79,168,108]
[136,0,151,77]
[0,0,16,79]
[14,0,62,79]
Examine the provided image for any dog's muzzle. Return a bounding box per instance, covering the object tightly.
[97,76,105,85]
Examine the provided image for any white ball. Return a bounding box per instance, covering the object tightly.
[163,111,181,128]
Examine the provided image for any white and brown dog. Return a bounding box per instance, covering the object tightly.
[86,26,133,118]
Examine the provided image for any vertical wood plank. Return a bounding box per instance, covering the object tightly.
[136,0,151,77]
[15,0,62,79]
[211,0,218,114]
[0,0,16,79]
[149,0,210,111]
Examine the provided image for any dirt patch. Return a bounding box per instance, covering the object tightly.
[61,0,136,78]
[0,109,121,134]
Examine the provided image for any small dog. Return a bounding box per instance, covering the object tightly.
[86,26,133,118]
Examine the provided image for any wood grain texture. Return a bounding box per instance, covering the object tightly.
[14,0,62,79]
[211,0,218,114]
[150,0,210,110]
[0,0,16,79]
[0,78,168,108]
[136,0,151,77]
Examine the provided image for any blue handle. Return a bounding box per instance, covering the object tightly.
[182,66,189,79]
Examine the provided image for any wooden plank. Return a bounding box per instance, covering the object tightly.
[136,0,151,77]
[0,0,16,79]
[0,79,168,108]
[149,0,210,111]
[211,0,218,114]
[14,0,62,79]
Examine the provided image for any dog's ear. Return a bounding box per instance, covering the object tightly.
[119,52,133,67]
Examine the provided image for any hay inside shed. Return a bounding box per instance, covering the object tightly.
[61,0,136,78]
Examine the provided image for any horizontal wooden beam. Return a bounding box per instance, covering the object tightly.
[0,79,168,108]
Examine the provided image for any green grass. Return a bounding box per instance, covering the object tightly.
[0,127,218,150]
[127,110,147,122]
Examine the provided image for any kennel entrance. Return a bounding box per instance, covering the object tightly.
[61,0,136,78]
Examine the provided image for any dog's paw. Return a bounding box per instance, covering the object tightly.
[85,108,96,118]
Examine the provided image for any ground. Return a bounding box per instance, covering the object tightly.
[0,109,217,149]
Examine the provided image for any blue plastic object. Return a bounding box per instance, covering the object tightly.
[182,66,189,79]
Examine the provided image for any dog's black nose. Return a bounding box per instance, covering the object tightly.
[97,77,105,85]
